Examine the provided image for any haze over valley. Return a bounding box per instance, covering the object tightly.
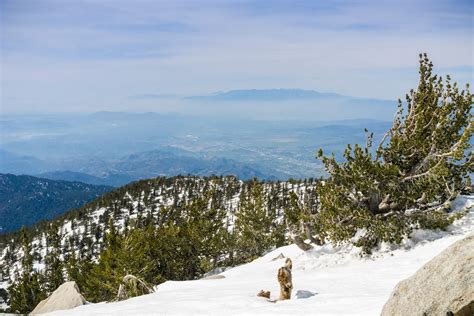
[1,90,394,185]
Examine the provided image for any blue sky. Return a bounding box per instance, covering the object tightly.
[1,0,473,113]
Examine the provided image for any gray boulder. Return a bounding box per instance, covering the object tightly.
[381,234,474,316]
[31,281,87,315]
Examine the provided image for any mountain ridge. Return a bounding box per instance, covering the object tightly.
[0,173,113,233]
[185,88,348,101]
[1,147,287,186]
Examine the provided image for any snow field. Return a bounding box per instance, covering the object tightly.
[48,196,474,315]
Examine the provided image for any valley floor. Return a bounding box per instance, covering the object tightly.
[49,196,474,316]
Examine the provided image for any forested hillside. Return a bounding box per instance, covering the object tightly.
[0,174,113,233]
[0,175,318,310]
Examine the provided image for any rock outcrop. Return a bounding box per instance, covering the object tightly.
[381,234,474,316]
[31,281,87,315]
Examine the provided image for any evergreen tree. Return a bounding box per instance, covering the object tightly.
[234,180,274,262]
[284,191,323,251]
[8,227,46,314]
[184,192,230,274]
[159,192,230,279]
[315,54,473,253]
[119,224,164,284]
[82,221,124,302]
[68,252,95,298]
[65,249,80,283]
[43,223,65,293]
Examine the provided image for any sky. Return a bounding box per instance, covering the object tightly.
[1,0,473,114]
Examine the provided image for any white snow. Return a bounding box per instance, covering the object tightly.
[47,196,474,316]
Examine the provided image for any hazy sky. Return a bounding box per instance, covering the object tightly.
[1,0,473,114]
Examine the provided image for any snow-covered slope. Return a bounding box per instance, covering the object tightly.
[0,176,317,286]
[47,196,474,316]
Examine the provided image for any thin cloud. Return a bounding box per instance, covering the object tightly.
[1,0,472,113]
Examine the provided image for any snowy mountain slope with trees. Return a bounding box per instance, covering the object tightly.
[47,195,474,315]
[0,176,319,311]
[1,55,472,315]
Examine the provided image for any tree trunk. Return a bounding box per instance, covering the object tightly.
[293,235,313,251]
[304,223,324,246]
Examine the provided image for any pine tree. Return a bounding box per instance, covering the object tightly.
[315,54,473,253]
[8,227,46,314]
[160,192,230,279]
[284,191,323,251]
[44,223,65,293]
[187,192,229,274]
[234,180,274,262]
[68,251,95,299]
[65,249,80,283]
[119,223,164,284]
[82,221,124,302]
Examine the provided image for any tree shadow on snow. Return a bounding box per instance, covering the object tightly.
[295,290,318,299]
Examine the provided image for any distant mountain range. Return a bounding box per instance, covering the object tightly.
[36,171,133,187]
[102,149,281,181]
[180,88,397,121]
[1,147,283,187]
[186,89,347,101]
[0,173,112,233]
[0,149,52,174]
